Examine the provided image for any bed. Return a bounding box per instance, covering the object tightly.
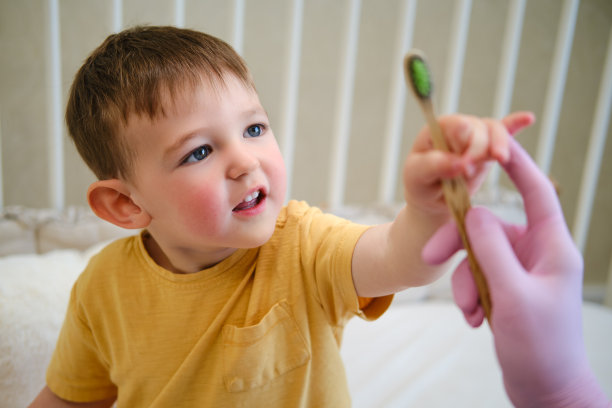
[1,1,611,407]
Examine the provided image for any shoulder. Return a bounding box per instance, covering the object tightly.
[74,233,143,293]
[277,200,353,229]
[277,200,365,233]
[270,200,368,255]
[276,200,322,224]
[85,234,141,269]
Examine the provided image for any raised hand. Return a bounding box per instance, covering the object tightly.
[403,112,534,213]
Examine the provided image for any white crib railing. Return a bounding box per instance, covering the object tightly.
[47,0,64,211]
[573,25,612,253]
[0,0,610,299]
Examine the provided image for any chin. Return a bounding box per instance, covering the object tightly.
[231,199,282,248]
[246,226,277,248]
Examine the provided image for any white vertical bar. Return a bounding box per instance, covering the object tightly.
[175,0,185,28]
[440,0,472,115]
[280,0,304,201]
[47,0,64,210]
[232,0,245,55]
[112,0,123,32]
[0,114,3,211]
[535,0,580,173]
[491,0,526,119]
[328,0,361,208]
[605,253,612,308]
[572,26,612,252]
[378,0,417,204]
[487,0,526,195]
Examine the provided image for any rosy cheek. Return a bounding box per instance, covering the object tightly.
[269,150,288,199]
[175,184,226,236]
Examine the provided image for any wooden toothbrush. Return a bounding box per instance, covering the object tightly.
[404,50,492,322]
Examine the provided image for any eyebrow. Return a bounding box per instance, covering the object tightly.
[244,107,268,119]
[163,106,269,161]
[163,131,200,163]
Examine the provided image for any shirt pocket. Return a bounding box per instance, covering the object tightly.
[222,300,311,393]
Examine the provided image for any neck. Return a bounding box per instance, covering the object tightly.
[142,231,237,274]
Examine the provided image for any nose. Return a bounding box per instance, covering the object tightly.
[226,142,260,179]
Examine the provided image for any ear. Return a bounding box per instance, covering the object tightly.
[87,179,152,229]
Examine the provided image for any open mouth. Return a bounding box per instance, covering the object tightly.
[233,189,265,212]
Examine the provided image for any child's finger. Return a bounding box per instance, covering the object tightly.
[404,150,464,185]
[484,118,511,163]
[502,111,536,136]
[413,115,475,155]
[460,119,489,160]
[439,115,473,154]
[411,124,437,153]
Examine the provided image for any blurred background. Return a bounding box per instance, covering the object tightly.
[1,0,611,291]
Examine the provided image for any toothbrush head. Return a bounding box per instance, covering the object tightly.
[405,52,432,101]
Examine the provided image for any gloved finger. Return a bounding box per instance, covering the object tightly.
[422,220,462,265]
[452,259,485,327]
[465,207,526,291]
[502,139,563,228]
[423,208,524,265]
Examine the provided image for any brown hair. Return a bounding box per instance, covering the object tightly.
[65,25,254,180]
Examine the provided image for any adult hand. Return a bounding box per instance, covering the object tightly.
[423,139,609,407]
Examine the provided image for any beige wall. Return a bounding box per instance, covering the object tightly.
[1,0,611,284]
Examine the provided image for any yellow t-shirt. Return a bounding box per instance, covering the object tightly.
[47,201,393,407]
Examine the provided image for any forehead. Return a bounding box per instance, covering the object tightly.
[120,74,262,150]
[123,73,252,127]
[157,73,258,118]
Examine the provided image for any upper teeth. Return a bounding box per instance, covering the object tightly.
[244,191,260,202]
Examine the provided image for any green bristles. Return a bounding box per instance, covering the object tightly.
[408,55,432,100]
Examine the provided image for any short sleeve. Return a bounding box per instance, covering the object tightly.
[357,296,393,321]
[295,203,392,326]
[46,281,117,402]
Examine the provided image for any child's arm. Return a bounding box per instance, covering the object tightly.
[351,112,535,297]
[29,386,116,408]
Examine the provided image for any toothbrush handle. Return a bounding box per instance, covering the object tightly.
[423,103,493,322]
[442,177,493,322]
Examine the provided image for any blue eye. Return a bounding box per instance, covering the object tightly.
[245,124,263,138]
[183,145,212,164]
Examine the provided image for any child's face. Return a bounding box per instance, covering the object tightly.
[121,75,287,270]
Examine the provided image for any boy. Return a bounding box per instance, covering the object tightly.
[30,26,532,407]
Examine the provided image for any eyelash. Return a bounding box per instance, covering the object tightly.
[181,124,266,165]
[245,124,266,138]
[182,145,212,164]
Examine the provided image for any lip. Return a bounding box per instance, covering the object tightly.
[232,186,267,216]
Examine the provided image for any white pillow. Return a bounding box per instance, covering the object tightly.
[0,243,105,407]
[0,206,133,256]
[0,216,37,256]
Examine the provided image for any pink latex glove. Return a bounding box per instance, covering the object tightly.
[423,139,609,407]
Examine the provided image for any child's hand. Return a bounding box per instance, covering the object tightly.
[352,111,534,296]
[402,111,534,213]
